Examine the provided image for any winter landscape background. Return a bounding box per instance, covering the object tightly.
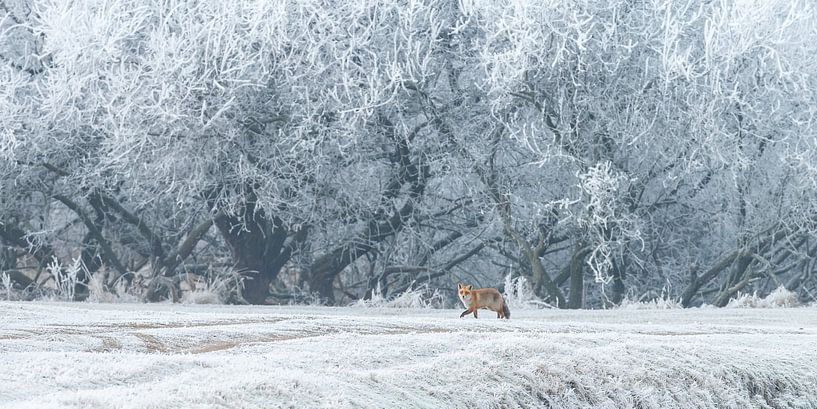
[2,0,817,407]
[3,0,817,308]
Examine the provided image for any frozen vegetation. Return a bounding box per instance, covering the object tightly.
[1,302,815,408]
[4,0,817,309]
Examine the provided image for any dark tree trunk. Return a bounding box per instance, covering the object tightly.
[527,245,566,307]
[567,244,586,309]
[215,210,282,304]
[212,190,305,304]
[1,246,16,273]
[606,257,626,306]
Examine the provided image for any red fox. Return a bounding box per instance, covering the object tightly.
[457,283,510,319]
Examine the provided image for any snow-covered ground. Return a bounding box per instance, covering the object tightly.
[1,302,815,408]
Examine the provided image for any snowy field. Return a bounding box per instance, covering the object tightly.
[1,302,816,408]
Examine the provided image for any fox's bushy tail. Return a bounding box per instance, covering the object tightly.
[502,302,510,319]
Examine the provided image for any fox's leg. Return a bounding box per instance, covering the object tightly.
[497,311,501,319]
[473,309,478,319]
[460,307,474,318]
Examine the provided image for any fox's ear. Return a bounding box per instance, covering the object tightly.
[467,285,473,291]
[457,283,463,289]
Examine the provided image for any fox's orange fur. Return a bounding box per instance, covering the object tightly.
[457,283,510,319]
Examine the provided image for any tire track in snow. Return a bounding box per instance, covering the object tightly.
[92,335,122,352]
[132,332,168,353]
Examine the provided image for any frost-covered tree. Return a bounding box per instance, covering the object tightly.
[2,0,817,306]
[3,0,480,303]
[467,0,817,307]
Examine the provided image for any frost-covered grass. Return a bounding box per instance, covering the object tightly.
[502,274,554,310]
[351,284,446,309]
[724,286,801,308]
[616,296,684,310]
[1,302,816,408]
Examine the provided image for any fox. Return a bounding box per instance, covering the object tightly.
[457,283,510,319]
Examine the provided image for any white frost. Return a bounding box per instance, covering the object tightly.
[0,302,816,408]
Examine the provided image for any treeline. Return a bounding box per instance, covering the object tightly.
[1,0,817,307]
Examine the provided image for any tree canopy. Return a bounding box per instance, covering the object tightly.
[2,0,817,307]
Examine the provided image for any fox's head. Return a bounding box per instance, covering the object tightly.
[457,283,473,299]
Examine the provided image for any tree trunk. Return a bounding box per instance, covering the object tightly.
[606,257,626,306]
[211,183,308,304]
[567,243,586,309]
[1,246,16,274]
[215,209,287,305]
[524,243,566,307]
